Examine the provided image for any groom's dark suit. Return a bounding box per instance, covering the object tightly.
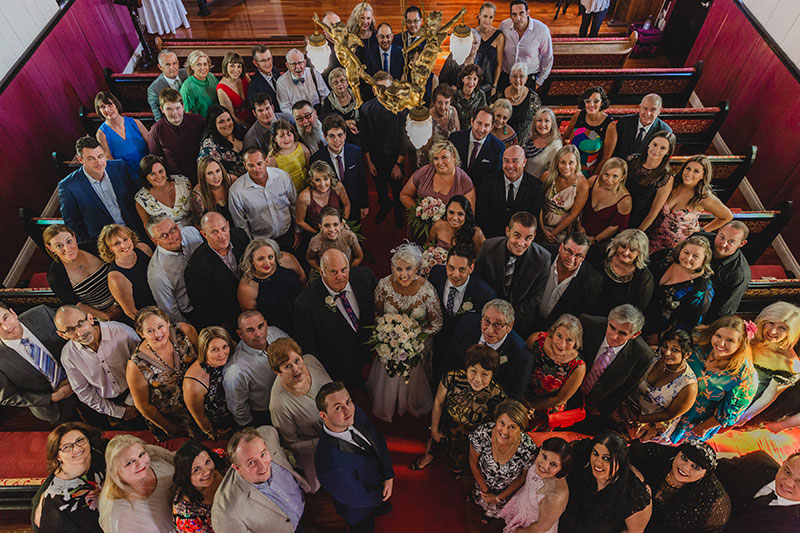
[315,406,394,527]
[293,267,377,386]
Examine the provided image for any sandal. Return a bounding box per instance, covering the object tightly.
[409,455,434,470]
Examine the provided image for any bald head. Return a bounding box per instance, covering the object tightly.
[638,94,663,126]
[54,305,85,331]
[320,249,350,293]
[321,11,340,25]
[54,305,98,346]
[502,144,527,182]
[200,211,231,253]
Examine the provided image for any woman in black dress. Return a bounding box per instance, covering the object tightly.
[474,2,504,95]
[625,130,676,232]
[99,224,155,321]
[594,229,654,316]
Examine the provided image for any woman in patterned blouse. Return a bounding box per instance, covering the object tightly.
[172,441,228,533]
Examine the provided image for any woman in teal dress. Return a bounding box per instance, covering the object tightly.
[94,92,149,176]
[670,315,758,442]
[180,50,219,117]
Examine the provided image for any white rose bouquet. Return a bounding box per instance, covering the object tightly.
[366,312,428,381]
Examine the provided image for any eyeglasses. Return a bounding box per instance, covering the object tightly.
[584,98,602,105]
[59,317,89,336]
[156,226,180,241]
[295,112,315,122]
[59,436,88,454]
[561,247,585,260]
[287,60,306,67]
[481,318,508,330]
[253,58,272,64]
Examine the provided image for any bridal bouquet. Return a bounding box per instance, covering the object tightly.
[407,196,446,239]
[367,313,429,381]
[419,245,448,276]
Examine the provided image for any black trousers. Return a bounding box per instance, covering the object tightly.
[372,158,403,212]
[579,5,609,37]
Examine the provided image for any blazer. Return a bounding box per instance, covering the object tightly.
[309,143,369,211]
[359,98,406,163]
[449,129,505,190]
[0,305,68,423]
[716,451,799,533]
[365,44,404,80]
[315,406,395,525]
[211,425,311,533]
[578,314,654,416]
[184,227,250,332]
[444,312,533,399]
[248,67,282,111]
[534,259,602,332]
[147,69,189,120]
[475,237,551,338]
[612,115,672,160]
[476,170,544,238]
[57,161,143,245]
[293,267,378,386]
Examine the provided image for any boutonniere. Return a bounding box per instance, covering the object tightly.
[324,295,337,313]
[455,298,474,316]
[496,349,509,366]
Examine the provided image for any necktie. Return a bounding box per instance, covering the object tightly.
[753,490,778,507]
[267,76,275,91]
[635,126,646,151]
[335,154,345,181]
[383,52,389,72]
[446,286,457,315]
[21,338,64,388]
[292,76,305,85]
[583,345,615,393]
[504,255,517,298]
[171,77,181,90]
[506,183,515,207]
[469,141,481,167]
[337,291,359,331]
[349,428,377,457]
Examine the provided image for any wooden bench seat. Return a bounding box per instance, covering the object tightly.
[156,35,305,68]
[739,278,800,315]
[670,146,757,203]
[551,33,638,68]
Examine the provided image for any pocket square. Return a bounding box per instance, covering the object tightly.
[481,159,490,163]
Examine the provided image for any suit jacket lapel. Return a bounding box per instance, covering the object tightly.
[75,169,113,220]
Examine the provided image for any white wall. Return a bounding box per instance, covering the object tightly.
[0,0,59,81]
[741,0,800,70]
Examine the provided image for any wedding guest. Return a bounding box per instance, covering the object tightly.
[491,98,517,146]
[523,314,586,430]
[696,221,751,323]
[453,64,488,129]
[415,83,462,168]
[629,441,730,533]
[560,432,652,532]
[198,105,246,178]
[211,426,310,532]
[320,68,361,140]
[32,423,106,532]
[644,236,715,337]
[365,23,404,80]
[268,337,332,493]
[498,437,572,533]
[44,225,122,322]
[172,441,227,533]
[183,326,235,440]
[669,315,758,442]
[412,345,506,474]
[578,0,610,36]
[269,119,311,193]
[539,145,588,244]
[469,399,537,521]
[449,107,505,190]
[648,155,733,254]
[523,107,562,180]
[625,131,676,232]
[498,0,553,91]
[134,154,193,228]
[180,160,223,225]
[99,224,155,320]
[276,49,330,111]
[148,88,206,180]
[392,5,424,50]
[564,86,617,177]
[98,434,176,533]
[295,160,351,235]
[474,2,504,94]
[613,328,698,442]
[243,93,288,153]
[367,243,443,422]
[180,50,219,117]
[293,100,326,155]
[148,50,188,121]
[348,2,377,50]
[306,207,363,271]
[612,94,673,162]
[216,52,251,126]
[429,195,486,255]
[126,306,200,440]
[595,229,654,315]
[248,45,281,111]
[400,139,476,214]
[94,92,149,176]
[494,62,541,145]
[577,157,631,246]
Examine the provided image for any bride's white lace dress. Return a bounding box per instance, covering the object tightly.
[367,276,443,422]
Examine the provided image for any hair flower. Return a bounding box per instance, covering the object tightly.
[744,320,758,341]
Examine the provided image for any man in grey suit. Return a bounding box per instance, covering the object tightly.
[147,50,189,121]
[612,93,672,161]
[0,302,75,423]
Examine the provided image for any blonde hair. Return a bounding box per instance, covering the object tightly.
[101,435,148,501]
[97,224,141,263]
[185,50,211,77]
[347,2,374,34]
[197,326,233,365]
[694,315,752,372]
[606,229,649,270]
[543,144,581,190]
[596,157,628,192]
[428,139,461,168]
[240,238,281,281]
[755,302,800,350]
[491,98,513,116]
[134,306,170,336]
[530,107,560,146]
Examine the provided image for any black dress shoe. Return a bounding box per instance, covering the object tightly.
[375,501,392,516]
[394,209,404,229]
[198,9,211,16]
[375,208,390,224]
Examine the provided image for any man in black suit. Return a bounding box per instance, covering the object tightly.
[612,93,673,161]
[449,107,505,190]
[475,211,550,338]
[392,5,424,49]
[444,299,533,398]
[360,72,407,228]
[0,303,74,423]
[429,246,497,380]
[578,304,653,417]
[476,145,543,238]
[535,232,601,332]
[184,212,250,333]
[293,249,377,386]
[716,450,800,533]
[248,45,282,112]
[310,115,369,220]
[694,221,751,322]
[366,24,404,81]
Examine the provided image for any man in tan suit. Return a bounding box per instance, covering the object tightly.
[212,426,311,532]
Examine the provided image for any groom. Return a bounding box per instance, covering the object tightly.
[294,249,377,387]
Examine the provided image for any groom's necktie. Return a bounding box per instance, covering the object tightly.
[337,292,359,331]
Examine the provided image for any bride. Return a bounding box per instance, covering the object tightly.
[367,243,443,421]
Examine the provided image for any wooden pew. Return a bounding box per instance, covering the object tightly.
[539,62,702,108]
[670,146,757,204]
[551,33,638,68]
[739,278,800,315]
[698,201,794,264]
[104,68,225,112]
[156,36,305,69]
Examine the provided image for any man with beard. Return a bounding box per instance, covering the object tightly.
[292,100,326,154]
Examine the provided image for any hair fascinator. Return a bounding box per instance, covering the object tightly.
[678,439,717,470]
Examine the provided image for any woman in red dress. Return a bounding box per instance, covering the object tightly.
[216,52,252,126]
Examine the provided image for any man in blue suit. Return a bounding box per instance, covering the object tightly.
[316,382,394,533]
[449,107,505,190]
[58,136,143,246]
[429,246,496,381]
[310,115,369,220]
[365,23,404,80]
[248,45,283,112]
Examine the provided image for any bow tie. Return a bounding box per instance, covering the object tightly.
[292,77,305,85]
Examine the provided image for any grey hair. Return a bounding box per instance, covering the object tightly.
[240,238,281,281]
[483,298,515,324]
[608,304,645,333]
[157,49,177,66]
[510,62,529,77]
[549,313,583,351]
[328,67,347,86]
[286,48,304,63]
[391,242,423,270]
[146,214,171,237]
[606,228,649,270]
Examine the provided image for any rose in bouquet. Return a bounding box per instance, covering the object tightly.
[419,245,448,277]
[366,312,429,381]
[406,196,446,240]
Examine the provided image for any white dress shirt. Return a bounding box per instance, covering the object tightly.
[322,279,360,331]
[503,175,522,201]
[443,277,469,315]
[499,16,554,81]
[328,148,345,181]
[754,480,800,506]
[275,67,330,111]
[539,262,581,319]
[323,423,372,450]
[479,333,509,364]
[228,170,297,240]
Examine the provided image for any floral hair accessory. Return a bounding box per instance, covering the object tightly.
[744,320,758,341]
[679,439,717,470]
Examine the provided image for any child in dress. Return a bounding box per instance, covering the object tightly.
[306,207,363,271]
[269,119,310,193]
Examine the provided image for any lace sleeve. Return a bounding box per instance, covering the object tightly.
[422,281,443,336]
[189,189,205,227]
[703,490,731,532]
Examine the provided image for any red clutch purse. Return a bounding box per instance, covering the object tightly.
[547,407,587,428]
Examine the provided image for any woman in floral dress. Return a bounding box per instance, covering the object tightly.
[366,243,443,422]
[172,441,228,533]
[134,155,192,228]
[539,145,589,245]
